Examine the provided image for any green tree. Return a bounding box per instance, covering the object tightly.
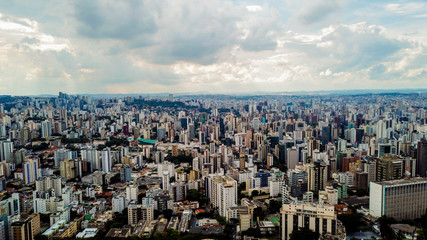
[187,189,209,206]
[268,200,283,214]
[216,216,227,225]
[289,227,319,240]
[153,228,180,240]
[253,207,265,221]
[242,228,261,238]
[337,213,364,233]
[396,230,405,240]
[418,209,427,240]
[378,216,397,240]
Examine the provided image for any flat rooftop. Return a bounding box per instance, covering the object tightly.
[371,177,427,186]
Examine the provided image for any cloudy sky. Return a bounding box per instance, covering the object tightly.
[1,0,427,95]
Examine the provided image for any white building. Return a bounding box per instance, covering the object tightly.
[101,148,112,173]
[112,194,127,213]
[205,175,237,216]
[281,202,340,240]
[41,120,52,138]
[0,220,6,240]
[269,180,284,197]
[287,147,299,170]
[370,178,427,220]
[23,159,39,184]
[126,184,138,201]
[54,149,73,168]
[319,186,338,205]
[0,140,13,162]
[33,197,47,214]
[35,176,62,197]
[338,172,354,186]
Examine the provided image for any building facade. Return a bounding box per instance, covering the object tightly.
[370,178,427,220]
[281,202,338,240]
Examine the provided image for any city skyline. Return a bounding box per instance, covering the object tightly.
[1,0,427,95]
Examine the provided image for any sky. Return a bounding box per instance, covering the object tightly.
[0,0,427,95]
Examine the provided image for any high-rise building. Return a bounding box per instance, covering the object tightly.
[171,144,179,157]
[41,120,52,138]
[363,161,376,184]
[11,214,40,240]
[81,149,100,171]
[376,154,402,181]
[29,214,41,237]
[0,141,13,162]
[239,152,246,170]
[0,219,6,240]
[54,149,73,168]
[171,182,187,201]
[35,176,62,197]
[60,159,75,180]
[416,139,427,177]
[355,172,368,190]
[370,178,427,220]
[112,194,127,213]
[23,159,39,184]
[126,184,138,201]
[226,206,252,232]
[127,204,154,226]
[120,165,132,182]
[205,175,237,216]
[281,202,339,240]
[307,162,327,193]
[287,147,299,170]
[157,126,166,141]
[101,148,112,173]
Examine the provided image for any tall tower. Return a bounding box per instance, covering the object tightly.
[308,161,327,193]
[417,139,427,177]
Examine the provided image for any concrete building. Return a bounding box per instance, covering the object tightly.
[11,214,40,240]
[226,206,251,232]
[286,147,299,170]
[35,176,62,197]
[319,186,338,205]
[370,178,427,220]
[54,149,73,168]
[205,175,238,216]
[0,141,13,162]
[112,195,127,213]
[416,139,427,177]
[101,148,112,173]
[23,159,39,184]
[126,184,138,201]
[307,162,327,193]
[60,159,75,180]
[376,154,402,181]
[128,204,154,226]
[41,120,52,138]
[281,202,339,240]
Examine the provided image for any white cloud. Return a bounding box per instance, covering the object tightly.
[246,5,263,12]
[0,1,426,94]
[385,2,427,14]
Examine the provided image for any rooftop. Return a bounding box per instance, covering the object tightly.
[372,177,427,186]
